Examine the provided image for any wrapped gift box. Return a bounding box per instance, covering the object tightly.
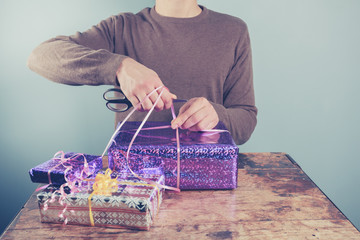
[108,121,239,190]
[29,152,102,185]
[37,171,164,230]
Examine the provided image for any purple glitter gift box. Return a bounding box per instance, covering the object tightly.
[29,152,103,186]
[108,121,239,190]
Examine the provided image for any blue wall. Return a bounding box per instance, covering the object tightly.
[0,0,359,233]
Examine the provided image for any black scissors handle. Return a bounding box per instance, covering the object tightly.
[103,88,188,112]
[103,88,132,112]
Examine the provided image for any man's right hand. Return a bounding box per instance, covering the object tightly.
[116,57,176,112]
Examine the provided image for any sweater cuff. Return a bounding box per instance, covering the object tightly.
[102,53,129,86]
[210,102,230,129]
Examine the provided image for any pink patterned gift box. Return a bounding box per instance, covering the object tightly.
[37,171,164,230]
[108,121,239,190]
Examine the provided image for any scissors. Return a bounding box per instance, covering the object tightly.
[103,88,187,112]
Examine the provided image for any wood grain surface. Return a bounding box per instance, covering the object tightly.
[1,152,359,239]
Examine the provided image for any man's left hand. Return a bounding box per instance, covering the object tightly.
[171,97,219,131]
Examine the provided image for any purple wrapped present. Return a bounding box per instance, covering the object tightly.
[29,152,103,186]
[108,121,239,190]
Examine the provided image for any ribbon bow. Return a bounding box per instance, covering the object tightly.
[88,168,119,226]
[92,169,119,196]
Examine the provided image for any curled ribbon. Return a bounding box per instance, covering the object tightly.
[40,85,225,227]
[101,86,181,192]
[88,168,119,226]
[36,151,89,192]
[101,86,228,192]
[39,151,92,225]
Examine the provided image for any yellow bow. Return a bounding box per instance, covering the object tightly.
[88,168,119,226]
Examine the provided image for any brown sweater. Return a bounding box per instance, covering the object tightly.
[27,6,257,145]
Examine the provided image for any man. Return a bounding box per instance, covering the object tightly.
[27,0,257,145]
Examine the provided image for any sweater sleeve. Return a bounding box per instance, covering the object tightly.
[212,27,257,145]
[27,15,128,86]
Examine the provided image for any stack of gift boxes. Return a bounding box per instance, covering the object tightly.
[29,121,239,230]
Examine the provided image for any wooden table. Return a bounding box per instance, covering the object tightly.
[1,153,359,239]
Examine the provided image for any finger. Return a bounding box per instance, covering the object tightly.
[171,102,190,129]
[178,98,194,115]
[180,107,208,130]
[171,99,205,129]
[161,87,176,99]
[137,93,154,111]
[188,118,218,132]
[161,89,177,110]
[187,103,219,131]
[127,95,142,111]
[149,90,165,111]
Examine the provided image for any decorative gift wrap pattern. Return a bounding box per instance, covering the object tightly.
[37,171,164,230]
[29,152,102,185]
[108,121,239,190]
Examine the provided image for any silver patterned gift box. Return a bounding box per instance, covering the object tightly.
[37,171,164,230]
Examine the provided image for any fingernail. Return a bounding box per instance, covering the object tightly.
[171,120,178,129]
